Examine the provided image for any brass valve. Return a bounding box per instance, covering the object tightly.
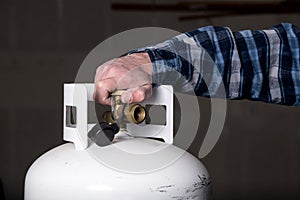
[102,90,146,131]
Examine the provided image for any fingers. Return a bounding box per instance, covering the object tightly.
[94,53,153,105]
[94,68,152,104]
[121,84,152,103]
[94,59,115,82]
[94,82,152,105]
[94,78,116,105]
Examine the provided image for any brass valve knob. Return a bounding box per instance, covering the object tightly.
[128,104,146,124]
[102,90,147,131]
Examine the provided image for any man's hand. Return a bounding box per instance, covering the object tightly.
[93,53,152,105]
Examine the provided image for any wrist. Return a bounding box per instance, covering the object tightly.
[129,52,153,76]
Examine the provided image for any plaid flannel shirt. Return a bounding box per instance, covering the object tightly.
[128,23,300,106]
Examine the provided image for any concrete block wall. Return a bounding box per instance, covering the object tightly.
[0,0,299,199]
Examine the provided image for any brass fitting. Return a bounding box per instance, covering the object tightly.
[102,90,146,131]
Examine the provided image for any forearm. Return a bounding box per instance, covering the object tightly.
[128,23,300,106]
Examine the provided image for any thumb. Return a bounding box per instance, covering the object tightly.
[121,84,152,103]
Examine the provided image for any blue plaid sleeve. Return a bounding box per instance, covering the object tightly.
[128,23,300,106]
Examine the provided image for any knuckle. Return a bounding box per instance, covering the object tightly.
[95,66,102,74]
[96,81,104,90]
[107,65,123,76]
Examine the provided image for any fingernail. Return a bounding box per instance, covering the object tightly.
[121,92,132,103]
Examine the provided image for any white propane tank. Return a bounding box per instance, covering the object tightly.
[24,84,211,200]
